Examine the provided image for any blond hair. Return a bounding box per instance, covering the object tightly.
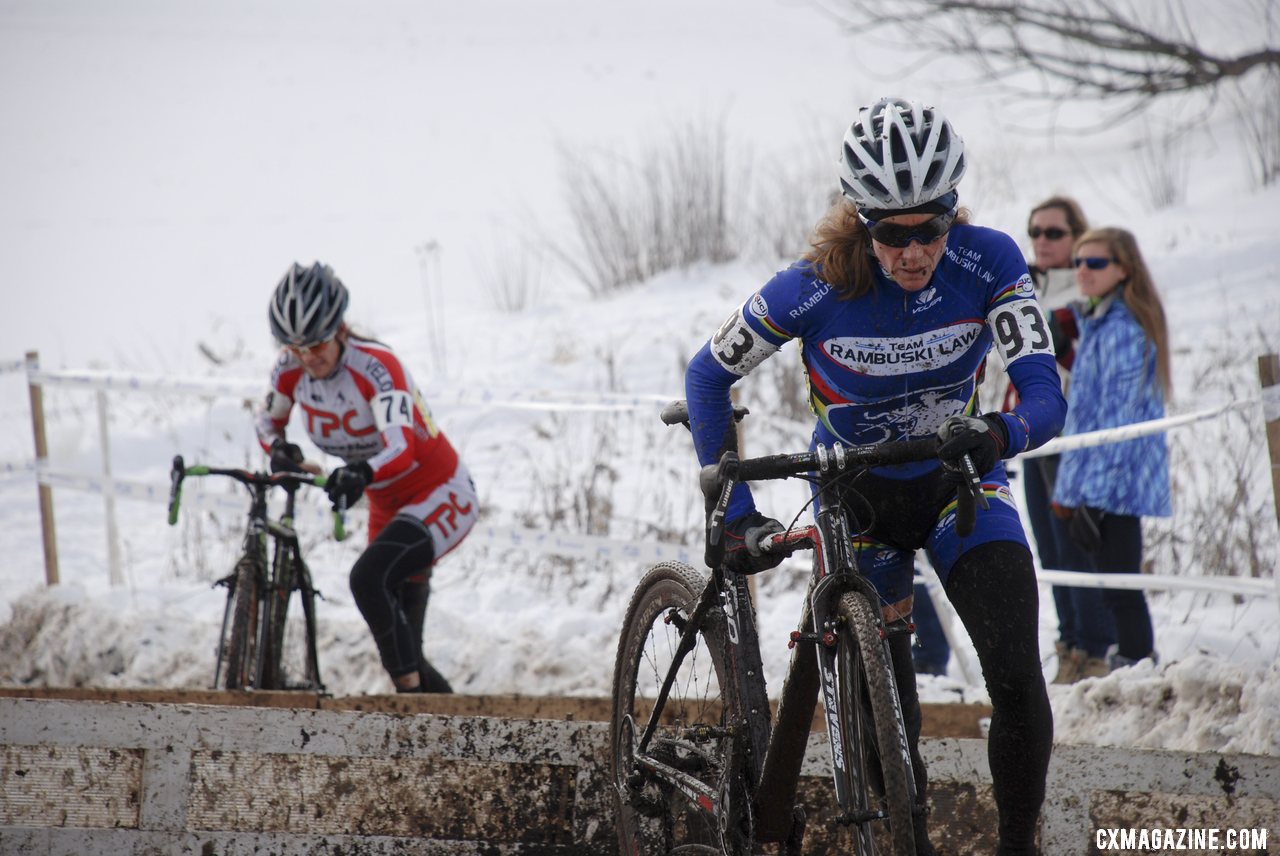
[1075,227,1172,397]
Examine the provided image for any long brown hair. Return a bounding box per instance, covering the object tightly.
[803,199,972,299]
[1075,227,1172,396]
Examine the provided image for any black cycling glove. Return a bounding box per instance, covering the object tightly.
[269,438,305,474]
[325,461,373,508]
[937,414,1009,478]
[723,511,785,574]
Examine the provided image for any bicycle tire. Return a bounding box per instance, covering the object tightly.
[222,556,263,690]
[258,542,294,690]
[835,590,916,855]
[297,560,323,691]
[611,561,751,856]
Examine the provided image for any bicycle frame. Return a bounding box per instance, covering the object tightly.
[628,452,923,847]
[754,503,916,841]
[260,487,324,691]
[169,457,336,692]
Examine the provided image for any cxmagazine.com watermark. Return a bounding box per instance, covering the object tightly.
[1096,827,1269,852]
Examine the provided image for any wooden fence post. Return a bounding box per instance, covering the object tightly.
[1258,353,1280,540]
[96,390,124,586]
[26,351,59,586]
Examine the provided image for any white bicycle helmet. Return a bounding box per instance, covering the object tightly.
[838,97,966,214]
[269,262,349,346]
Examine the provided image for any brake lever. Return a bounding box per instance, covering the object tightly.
[953,452,986,538]
[333,492,349,542]
[167,455,185,525]
[958,452,990,511]
[702,452,740,569]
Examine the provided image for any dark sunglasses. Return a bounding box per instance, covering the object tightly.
[287,336,336,356]
[1028,226,1070,240]
[865,211,955,248]
[1073,256,1114,270]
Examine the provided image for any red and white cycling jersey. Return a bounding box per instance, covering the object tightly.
[255,337,460,513]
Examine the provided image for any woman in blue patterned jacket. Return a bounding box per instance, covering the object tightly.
[1052,227,1172,669]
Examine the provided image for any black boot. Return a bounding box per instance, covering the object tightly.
[913,804,938,856]
[419,658,454,693]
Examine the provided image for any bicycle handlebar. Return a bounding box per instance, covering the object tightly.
[734,437,941,481]
[695,434,986,568]
[167,455,348,541]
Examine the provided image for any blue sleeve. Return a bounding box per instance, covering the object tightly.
[1000,353,1067,453]
[974,227,1067,453]
[686,342,761,521]
[686,269,804,521]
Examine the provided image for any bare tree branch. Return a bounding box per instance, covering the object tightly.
[822,0,1278,101]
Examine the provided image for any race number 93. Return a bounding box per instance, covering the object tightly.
[710,308,777,376]
[988,300,1053,365]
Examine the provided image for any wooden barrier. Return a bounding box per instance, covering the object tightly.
[0,694,1275,854]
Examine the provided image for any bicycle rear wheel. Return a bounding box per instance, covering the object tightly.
[221,556,263,690]
[835,590,916,855]
[611,561,751,856]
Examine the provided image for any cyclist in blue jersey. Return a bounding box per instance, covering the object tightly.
[685,97,1066,856]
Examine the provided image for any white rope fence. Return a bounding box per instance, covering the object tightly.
[36,464,697,566]
[1022,393,1278,458]
[12,358,1280,602]
[25,365,674,413]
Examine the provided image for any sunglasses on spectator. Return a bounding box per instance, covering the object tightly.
[1073,257,1114,270]
[864,211,955,248]
[287,337,336,356]
[1028,226,1070,240]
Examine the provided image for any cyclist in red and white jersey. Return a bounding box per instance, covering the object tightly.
[255,262,477,693]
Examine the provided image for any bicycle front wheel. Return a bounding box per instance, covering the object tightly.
[611,561,750,856]
[258,544,293,690]
[260,547,324,692]
[221,556,263,690]
[835,590,916,855]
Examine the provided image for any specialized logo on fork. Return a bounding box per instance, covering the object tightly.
[823,664,845,772]
[720,587,740,644]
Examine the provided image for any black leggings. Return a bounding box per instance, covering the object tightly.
[349,516,436,679]
[890,540,1053,856]
[1095,514,1154,659]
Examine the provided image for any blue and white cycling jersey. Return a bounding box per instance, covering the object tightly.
[687,224,1067,523]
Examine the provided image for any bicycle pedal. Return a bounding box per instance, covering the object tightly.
[681,724,730,742]
[836,807,885,826]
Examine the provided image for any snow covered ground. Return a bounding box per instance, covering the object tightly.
[1,1,1278,758]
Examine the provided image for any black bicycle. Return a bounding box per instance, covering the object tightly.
[611,401,984,856]
[167,456,346,691]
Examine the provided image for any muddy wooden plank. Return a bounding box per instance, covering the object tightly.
[188,751,576,842]
[0,828,584,855]
[0,688,992,737]
[0,745,142,828]
[0,698,607,765]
